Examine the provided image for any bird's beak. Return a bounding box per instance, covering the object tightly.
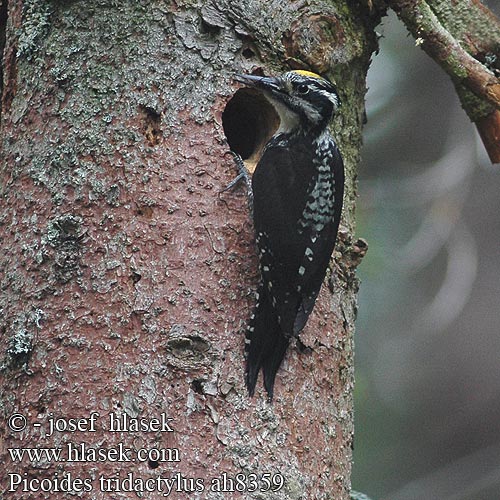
[234,74,282,92]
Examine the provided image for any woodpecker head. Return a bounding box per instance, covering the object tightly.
[234,70,340,134]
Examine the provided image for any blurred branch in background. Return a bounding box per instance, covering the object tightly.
[388,442,500,500]
[353,4,500,499]
[387,0,500,163]
[361,134,474,210]
[361,110,478,333]
[414,222,477,333]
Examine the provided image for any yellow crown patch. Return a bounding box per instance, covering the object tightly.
[292,70,323,79]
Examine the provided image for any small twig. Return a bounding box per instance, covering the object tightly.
[387,0,500,163]
[476,109,500,163]
[395,1,499,104]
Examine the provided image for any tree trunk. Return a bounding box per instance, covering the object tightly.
[0,1,377,499]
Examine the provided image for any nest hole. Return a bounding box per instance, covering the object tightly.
[222,88,279,173]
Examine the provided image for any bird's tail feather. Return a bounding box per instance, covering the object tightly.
[245,286,289,399]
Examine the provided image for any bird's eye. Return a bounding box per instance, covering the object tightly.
[297,84,309,94]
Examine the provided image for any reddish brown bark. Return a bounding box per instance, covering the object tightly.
[0,1,376,499]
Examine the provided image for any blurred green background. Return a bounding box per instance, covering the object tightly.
[352,3,500,500]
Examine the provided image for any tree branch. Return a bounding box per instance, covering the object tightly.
[388,0,500,164]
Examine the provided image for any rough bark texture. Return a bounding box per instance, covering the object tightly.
[0,1,377,499]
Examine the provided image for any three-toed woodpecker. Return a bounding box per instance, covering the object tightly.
[234,70,344,398]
